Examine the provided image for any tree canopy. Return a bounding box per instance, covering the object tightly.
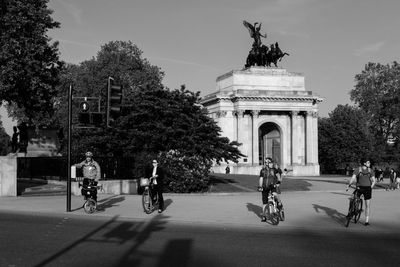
[351,62,400,142]
[318,104,373,171]
[350,62,400,163]
[0,0,63,124]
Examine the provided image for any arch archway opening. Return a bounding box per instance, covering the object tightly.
[259,122,281,165]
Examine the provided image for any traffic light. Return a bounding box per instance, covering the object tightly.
[107,81,122,127]
[78,112,90,124]
[91,112,103,126]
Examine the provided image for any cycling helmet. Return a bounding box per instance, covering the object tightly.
[85,151,93,157]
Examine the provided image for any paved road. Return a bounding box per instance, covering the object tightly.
[1,176,400,266]
[1,209,399,267]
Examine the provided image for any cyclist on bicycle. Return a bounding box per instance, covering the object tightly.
[259,157,283,222]
[75,151,101,181]
[347,158,376,226]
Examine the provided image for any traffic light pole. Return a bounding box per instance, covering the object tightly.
[67,84,72,212]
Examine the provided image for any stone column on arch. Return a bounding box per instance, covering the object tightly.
[216,110,235,142]
[305,110,314,165]
[311,111,319,164]
[236,109,249,163]
[250,110,260,165]
[290,110,302,165]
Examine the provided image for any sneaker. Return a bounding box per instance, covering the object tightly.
[261,216,267,222]
[158,209,163,213]
[364,222,370,226]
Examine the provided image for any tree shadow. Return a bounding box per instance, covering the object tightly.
[312,204,347,227]
[34,213,174,266]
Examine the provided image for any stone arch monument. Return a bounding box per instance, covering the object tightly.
[201,67,323,176]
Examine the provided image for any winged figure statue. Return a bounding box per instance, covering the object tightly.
[243,20,267,49]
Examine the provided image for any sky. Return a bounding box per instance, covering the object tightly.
[2,0,400,135]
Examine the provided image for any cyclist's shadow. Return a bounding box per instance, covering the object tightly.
[246,203,278,225]
[312,204,347,226]
[96,195,126,212]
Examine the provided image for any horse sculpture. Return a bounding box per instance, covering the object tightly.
[243,20,289,68]
[245,42,289,68]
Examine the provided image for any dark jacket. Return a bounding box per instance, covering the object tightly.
[146,165,164,186]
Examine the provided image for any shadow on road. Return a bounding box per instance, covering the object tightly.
[164,198,173,211]
[96,195,125,212]
[312,204,347,227]
[246,202,263,219]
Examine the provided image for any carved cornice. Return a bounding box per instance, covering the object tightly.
[234,110,245,117]
[290,110,300,117]
[305,110,319,118]
[216,110,227,118]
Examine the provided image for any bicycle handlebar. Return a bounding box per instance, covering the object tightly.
[346,184,359,191]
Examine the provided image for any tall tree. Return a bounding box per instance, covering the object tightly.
[351,62,400,151]
[0,0,63,124]
[318,105,373,171]
[0,120,10,155]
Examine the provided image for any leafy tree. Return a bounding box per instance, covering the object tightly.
[350,62,400,162]
[0,0,63,124]
[0,120,11,155]
[55,41,243,191]
[318,105,373,171]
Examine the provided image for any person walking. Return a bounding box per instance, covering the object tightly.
[387,168,397,191]
[347,158,376,226]
[146,159,165,213]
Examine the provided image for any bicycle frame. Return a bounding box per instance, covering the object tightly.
[142,178,159,214]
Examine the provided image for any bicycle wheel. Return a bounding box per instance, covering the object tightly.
[83,199,97,214]
[345,199,353,227]
[353,198,363,223]
[142,188,154,214]
[268,203,279,225]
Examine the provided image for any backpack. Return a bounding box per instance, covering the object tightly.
[356,167,372,186]
[261,167,276,188]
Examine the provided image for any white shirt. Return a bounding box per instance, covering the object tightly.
[152,166,157,184]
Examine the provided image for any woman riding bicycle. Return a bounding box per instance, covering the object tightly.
[347,158,376,226]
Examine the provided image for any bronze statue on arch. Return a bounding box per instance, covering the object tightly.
[243,20,289,68]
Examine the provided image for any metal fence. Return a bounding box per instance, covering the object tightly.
[17,156,144,180]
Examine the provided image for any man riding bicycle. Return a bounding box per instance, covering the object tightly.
[347,158,376,226]
[259,157,283,222]
[75,151,101,181]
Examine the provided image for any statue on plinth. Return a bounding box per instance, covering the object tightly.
[243,20,290,68]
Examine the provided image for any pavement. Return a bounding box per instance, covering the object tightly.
[2,176,400,232]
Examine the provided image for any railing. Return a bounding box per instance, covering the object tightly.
[17,156,144,181]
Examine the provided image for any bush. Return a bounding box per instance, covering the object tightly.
[159,150,211,193]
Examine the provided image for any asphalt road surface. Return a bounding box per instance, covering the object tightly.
[1,210,399,267]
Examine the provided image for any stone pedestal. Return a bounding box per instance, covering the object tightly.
[202,67,322,176]
[0,156,17,196]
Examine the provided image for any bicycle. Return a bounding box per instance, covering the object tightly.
[78,178,103,214]
[345,185,363,227]
[140,176,159,214]
[259,185,284,225]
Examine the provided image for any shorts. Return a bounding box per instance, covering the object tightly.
[261,185,277,204]
[356,186,372,200]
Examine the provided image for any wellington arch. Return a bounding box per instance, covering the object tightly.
[201,67,323,176]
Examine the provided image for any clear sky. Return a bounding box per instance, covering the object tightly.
[2,0,400,135]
